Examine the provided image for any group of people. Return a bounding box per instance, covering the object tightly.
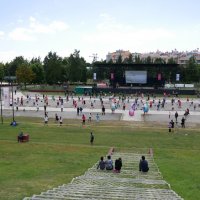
[55,113,63,125]
[97,155,149,173]
[168,110,186,131]
[97,155,122,173]
[82,113,100,125]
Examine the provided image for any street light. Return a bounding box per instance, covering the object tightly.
[0,81,3,124]
[4,76,16,123]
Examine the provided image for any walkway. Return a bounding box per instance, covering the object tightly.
[3,91,200,123]
[23,151,183,200]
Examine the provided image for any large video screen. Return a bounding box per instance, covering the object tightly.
[125,71,147,84]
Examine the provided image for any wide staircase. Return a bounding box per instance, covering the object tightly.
[24,151,183,200]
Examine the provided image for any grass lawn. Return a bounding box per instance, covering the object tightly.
[0,117,200,200]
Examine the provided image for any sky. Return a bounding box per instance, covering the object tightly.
[0,0,200,63]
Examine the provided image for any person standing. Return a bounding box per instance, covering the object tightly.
[82,114,86,125]
[55,113,59,123]
[77,107,80,116]
[44,115,48,125]
[170,119,175,131]
[96,113,100,122]
[88,113,92,122]
[175,111,178,123]
[59,116,63,126]
[36,103,39,112]
[181,117,185,128]
[168,121,172,132]
[61,104,63,112]
[90,132,94,145]
[102,105,105,115]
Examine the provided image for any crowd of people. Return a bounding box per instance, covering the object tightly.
[12,90,200,131]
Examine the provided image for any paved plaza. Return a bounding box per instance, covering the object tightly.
[2,91,200,126]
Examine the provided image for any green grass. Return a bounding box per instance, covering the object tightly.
[0,118,200,200]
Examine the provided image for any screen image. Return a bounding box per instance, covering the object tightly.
[125,71,147,84]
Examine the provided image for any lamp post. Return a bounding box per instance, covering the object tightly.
[0,81,3,124]
[11,80,15,122]
[4,76,16,123]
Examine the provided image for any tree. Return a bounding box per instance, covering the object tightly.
[31,63,45,84]
[0,63,4,81]
[8,56,27,76]
[123,54,133,64]
[144,56,152,64]
[184,56,200,82]
[154,57,166,64]
[30,57,45,84]
[43,52,64,84]
[16,64,35,89]
[167,57,177,64]
[134,55,143,64]
[116,54,122,64]
[68,50,87,82]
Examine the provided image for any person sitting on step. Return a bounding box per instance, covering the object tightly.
[105,155,113,170]
[139,155,149,172]
[114,157,122,173]
[97,156,105,170]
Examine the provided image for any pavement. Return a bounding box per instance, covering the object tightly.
[2,91,200,125]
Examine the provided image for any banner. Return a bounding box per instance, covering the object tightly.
[157,73,161,80]
[111,73,114,80]
[3,87,10,108]
[176,74,180,81]
[93,73,96,80]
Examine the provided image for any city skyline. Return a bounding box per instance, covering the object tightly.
[0,0,200,63]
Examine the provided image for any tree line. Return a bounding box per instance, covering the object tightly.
[0,51,200,87]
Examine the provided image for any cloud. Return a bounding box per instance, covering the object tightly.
[82,13,176,54]
[0,51,18,63]
[0,31,5,39]
[9,28,35,41]
[9,17,69,41]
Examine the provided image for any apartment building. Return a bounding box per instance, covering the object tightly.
[106,49,200,64]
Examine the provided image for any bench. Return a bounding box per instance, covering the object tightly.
[18,134,29,142]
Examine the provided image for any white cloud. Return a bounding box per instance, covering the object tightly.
[0,31,5,39]
[9,28,35,41]
[82,13,175,54]
[0,51,18,63]
[8,17,69,41]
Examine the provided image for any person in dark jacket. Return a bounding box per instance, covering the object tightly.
[90,132,94,145]
[175,111,178,123]
[114,157,122,173]
[97,156,105,170]
[139,156,149,172]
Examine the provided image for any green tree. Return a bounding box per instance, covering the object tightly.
[16,64,35,89]
[0,63,4,81]
[116,54,122,64]
[154,57,166,64]
[68,50,87,82]
[8,56,27,76]
[184,56,200,82]
[144,56,152,64]
[31,63,45,84]
[134,55,143,64]
[123,54,133,64]
[167,57,177,64]
[30,57,45,84]
[43,52,64,84]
